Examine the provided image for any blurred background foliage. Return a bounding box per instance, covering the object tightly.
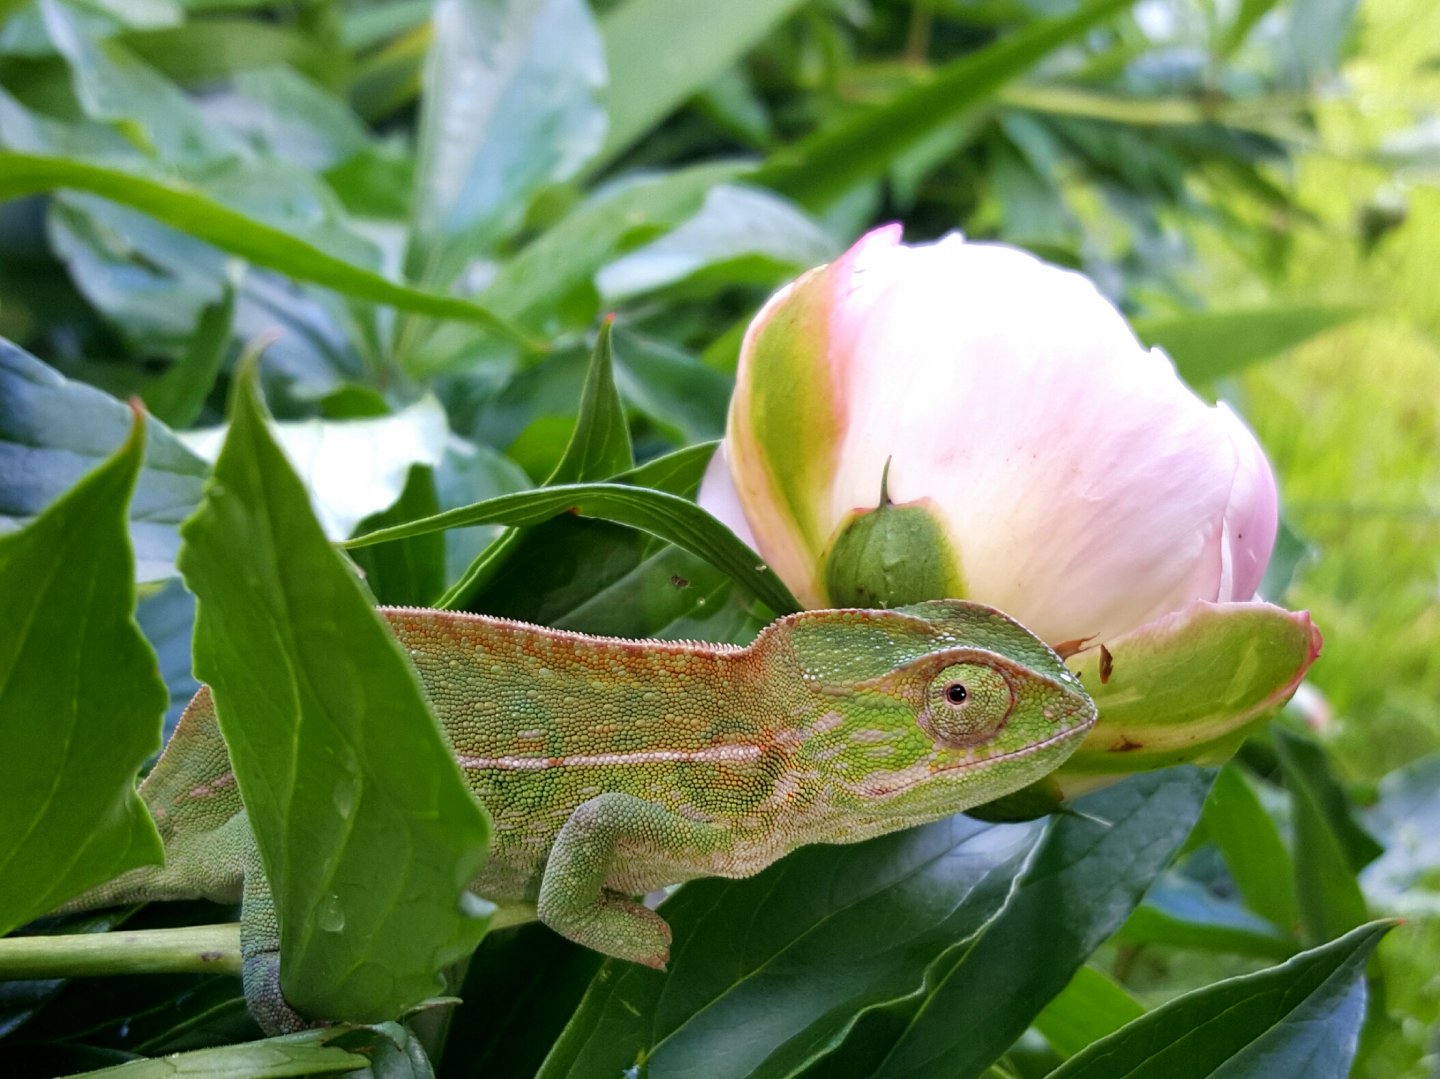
[0,0,1436,1075]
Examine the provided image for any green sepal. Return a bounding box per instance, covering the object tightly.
[822,465,966,608]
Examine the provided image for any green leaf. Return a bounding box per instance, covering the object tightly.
[408,0,605,287]
[548,319,634,483]
[858,769,1214,1079]
[538,769,1209,1079]
[1274,729,1372,945]
[0,338,209,582]
[753,0,1138,211]
[142,281,235,429]
[177,364,491,1024]
[0,406,164,934]
[595,0,808,167]
[1118,873,1297,959]
[350,464,445,607]
[0,151,540,348]
[1203,763,1299,931]
[1049,921,1395,1078]
[1034,966,1145,1059]
[437,321,631,608]
[1132,305,1362,384]
[347,480,798,615]
[610,327,733,446]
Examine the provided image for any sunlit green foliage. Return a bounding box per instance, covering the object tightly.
[0,0,1435,1075]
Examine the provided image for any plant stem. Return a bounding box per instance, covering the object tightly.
[0,924,242,979]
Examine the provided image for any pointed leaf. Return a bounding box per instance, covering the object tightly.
[1133,305,1362,384]
[1203,763,1298,930]
[142,281,235,430]
[0,406,164,934]
[177,365,491,1024]
[1049,922,1394,1078]
[548,319,633,483]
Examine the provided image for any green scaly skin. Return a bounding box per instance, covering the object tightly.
[61,599,1095,1032]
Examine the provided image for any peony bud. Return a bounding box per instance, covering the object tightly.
[700,225,1319,797]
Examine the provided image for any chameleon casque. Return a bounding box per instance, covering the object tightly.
[62,599,1096,1032]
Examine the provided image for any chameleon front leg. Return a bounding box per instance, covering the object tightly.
[536,792,728,969]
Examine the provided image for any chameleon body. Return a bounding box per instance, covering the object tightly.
[63,600,1095,1031]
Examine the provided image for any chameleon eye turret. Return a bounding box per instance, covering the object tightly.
[921,662,1014,746]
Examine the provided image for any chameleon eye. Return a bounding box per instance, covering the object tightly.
[923,663,1014,746]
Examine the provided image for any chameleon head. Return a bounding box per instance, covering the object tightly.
[778,600,1097,823]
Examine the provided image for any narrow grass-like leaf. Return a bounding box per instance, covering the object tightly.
[1118,874,1296,959]
[177,365,490,1024]
[1274,729,1371,945]
[1049,921,1394,1078]
[1203,763,1299,930]
[1034,966,1145,1059]
[753,0,1137,210]
[350,464,445,607]
[0,406,164,934]
[142,282,235,429]
[0,151,540,348]
[1133,305,1362,383]
[348,482,798,615]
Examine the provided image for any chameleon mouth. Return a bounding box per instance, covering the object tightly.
[861,720,1093,798]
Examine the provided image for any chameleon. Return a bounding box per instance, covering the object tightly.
[59,599,1096,1033]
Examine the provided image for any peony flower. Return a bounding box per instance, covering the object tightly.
[700,225,1320,799]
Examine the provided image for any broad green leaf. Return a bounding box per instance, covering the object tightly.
[859,769,1213,1079]
[610,327,733,446]
[0,151,540,348]
[408,0,605,287]
[0,338,209,581]
[1274,729,1371,945]
[1133,305,1362,384]
[181,395,450,540]
[753,0,1138,210]
[1117,874,1296,959]
[347,481,798,615]
[538,769,1209,1079]
[1361,752,1440,915]
[411,162,741,375]
[0,407,164,934]
[177,365,490,1024]
[142,281,235,429]
[1049,921,1395,1078]
[41,0,242,167]
[594,184,838,302]
[1203,763,1299,930]
[596,0,808,166]
[1058,602,1322,778]
[439,923,603,1079]
[350,464,445,607]
[538,813,1043,1079]
[1034,966,1145,1059]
